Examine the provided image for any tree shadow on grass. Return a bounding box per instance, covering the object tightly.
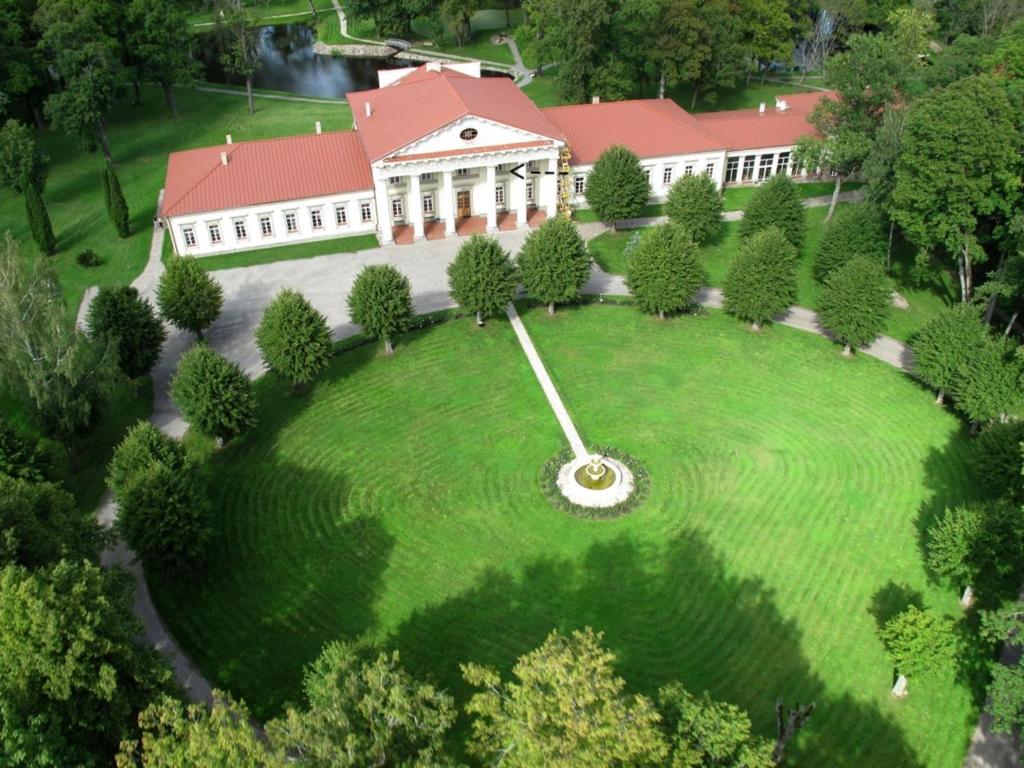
[385,529,928,767]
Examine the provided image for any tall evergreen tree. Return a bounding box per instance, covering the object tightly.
[23,173,56,254]
[0,119,47,194]
[106,161,131,238]
[86,286,166,379]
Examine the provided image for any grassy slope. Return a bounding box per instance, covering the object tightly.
[0,86,353,315]
[587,204,954,342]
[150,306,978,767]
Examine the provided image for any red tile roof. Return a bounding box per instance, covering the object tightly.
[348,69,564,162]
[692,91,833,150]
[541,99,727,164]
[161,131,372,218]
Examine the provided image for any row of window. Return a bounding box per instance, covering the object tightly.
[180,201,374,249]
[570,162,717,198]
[723,152,794,184]
[389,183,531,220]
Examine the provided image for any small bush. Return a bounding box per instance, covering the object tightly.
[76,249,101,267]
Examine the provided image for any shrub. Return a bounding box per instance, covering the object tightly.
[817,256,892,354]
[86,286,167,379]
[170,344,257,442]
[447,235,518,324]
[723,225,798,329]
[583,145,650,225]
[664,173,723,244]
[157,256,224,338]
[912,304,987,404]
[346,264,414,355]
[518,216,591,314]
[255,288,332,390]
[76,249,101,267]
[738,174,805,250]
[814,203,887,280]
[625,224,704,318]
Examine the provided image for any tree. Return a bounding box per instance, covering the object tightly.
[0,0,48,130]
[723,225,798,330]
[911,303,987,405]
[255,288,332,391]
[463,628,668,767]
[0,235,120,461]
[447,234,518,325]
[625,223,704,319]
[987,661,1024,735]
[517,216,591,314]
[862,106,907,270]
[814,203,887,280]
[106,161,131,238]
[170,344,257,443]
[892,75,1022,303]
[127,0,202,117]
[687,0,747,109]
[951,335,1022,427]
[926,503,984,603]
[649,0,708,100]
[23,171,56,254]
[657,682,775,767]
[817,256,892,355]
[156,256,224,338]
[737,174,805,250]
[440,0,480,47]
[0,474,101,568]
[0,561,170,766]
[879,606,955,695]
[0,418,52,482]
[269,641,456,767]
[215,0,264,114]
[87,286,166,379]
[584,146,650,227]
[0,118,46,193]
[741,0,795,82]
[108,421,187,496]
[117,459,210,571]
[971,421,1024,501]
[665,173,723,245]
[117,691,286,767]
[346,264,414,355]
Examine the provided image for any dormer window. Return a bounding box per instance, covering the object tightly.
[459,127,478,141]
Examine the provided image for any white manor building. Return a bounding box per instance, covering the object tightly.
[161,61,830,255]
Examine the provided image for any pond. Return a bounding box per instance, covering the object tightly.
[199,24,510,100]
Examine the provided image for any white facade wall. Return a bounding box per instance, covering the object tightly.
[721,145,802,186]
[168,188,377,257]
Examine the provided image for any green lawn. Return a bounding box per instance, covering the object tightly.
[722,180,864,211]
[150,305,978,766]
[189,0,333,27]
[587,203,954,342]
[185,233,379,271]
[0,85,353,316]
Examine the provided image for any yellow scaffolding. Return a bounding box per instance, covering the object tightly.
[558,145,573,219]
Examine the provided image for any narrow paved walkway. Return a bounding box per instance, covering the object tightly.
[505,302,587,459]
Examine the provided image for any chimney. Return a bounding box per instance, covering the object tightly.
[225,134,232,144]
[591,96,600,104]
[220,151,228,166]
[758,102,766,114]
[364,102,372,118]
[315,120,322,134]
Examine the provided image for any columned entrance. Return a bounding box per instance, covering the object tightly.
[456,190,472,218]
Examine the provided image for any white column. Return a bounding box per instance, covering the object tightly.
[374,177,393,244]
[409,172,424,240]
[542,156,558,217]
[441,170,455,235]
[485,164,498,232]
[513,166,528,228]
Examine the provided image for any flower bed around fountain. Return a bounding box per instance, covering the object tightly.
[540,446,649,519]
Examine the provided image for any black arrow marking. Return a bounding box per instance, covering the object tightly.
[509,163,525,179]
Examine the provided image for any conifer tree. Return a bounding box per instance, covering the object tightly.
[817,257,892,355]
[723,225,797,330]
[106,162,131,238]
[101,163,113,219]
[738,174,805,250]
[447,235,518,325]
[625,224,704,319]
[23,174,56,255]
[518,216,591,314]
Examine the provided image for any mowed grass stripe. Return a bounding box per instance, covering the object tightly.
[150,305,977,766]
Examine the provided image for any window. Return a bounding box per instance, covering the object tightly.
[258,215,273,237]
[573,175,585,195]
[725,157,739,183]
[642,167,651,183]
[459,127,478,141]
[758,154,774,180]
[360,201,373,222]
[422,193,434,216]
[527,160,538,171]
[334,205,348,226]
[741,155,756,182]
[662,167,673,186]
[182,226,196,248]
[496,163,505,172]
[456,168,470,177]
[207,222,222,244]
[525,180,534,202]
[777,152,790,175]
[285,211,298,234]
[391,197,404,219]
[233,219,247,240]
[706,163,716,179]
[310,208,323,230]
[388,176,402,185]
[683,164,694,177]
[420,172,434,182]
[495,185,505,207]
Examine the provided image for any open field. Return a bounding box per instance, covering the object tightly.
[151,305,978,766]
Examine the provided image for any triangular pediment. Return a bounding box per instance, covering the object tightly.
[381,115,559,163]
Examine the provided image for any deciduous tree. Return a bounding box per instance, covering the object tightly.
[911,303,987,405]
[87,286,166,379]
[951,335,1023,427]
[517,216,591,314]
[737,173,804,250]
[584,146,649,227]
[127,0,202,117]
[724,225,798,330]
[108,421,187,496]
[625,223,704,319]
[0,118,46,193]
[215,0,264,114]
[814,203,886,280]
[0,475,101,568]
[879,605,955,696]
[447,234,518,325]
[971,421,1024,501]
[157,256,224,338]
[665,173,723,245]
[817,256,892,355]
[0,418,51,482]
[170,344,257,442]
[346,264,414,355]
[255,288,332,391]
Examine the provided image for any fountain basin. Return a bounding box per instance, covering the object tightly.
[557,454,634,508]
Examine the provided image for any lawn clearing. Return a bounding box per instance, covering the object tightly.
[150,305,977,766]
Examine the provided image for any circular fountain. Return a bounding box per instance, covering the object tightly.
[556,453,635,509]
